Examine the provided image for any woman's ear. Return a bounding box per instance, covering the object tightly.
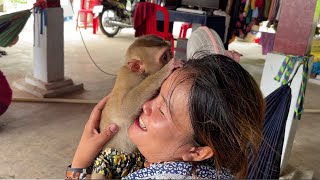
[182,146,215,162]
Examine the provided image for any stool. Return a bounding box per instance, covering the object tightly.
[179,23,192,39]
[76,0,100,34]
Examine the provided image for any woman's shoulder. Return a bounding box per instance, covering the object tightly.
[123,161,234,179]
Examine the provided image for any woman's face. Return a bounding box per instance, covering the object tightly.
[128,70,195,162]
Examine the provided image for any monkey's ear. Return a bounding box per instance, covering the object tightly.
[128,59,143,73]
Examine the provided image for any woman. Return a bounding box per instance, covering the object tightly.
[68,53,265,179]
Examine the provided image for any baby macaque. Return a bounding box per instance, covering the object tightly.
[100,34,181,152]
[91,35,182,179]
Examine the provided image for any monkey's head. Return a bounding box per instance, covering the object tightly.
[126,35,172,75]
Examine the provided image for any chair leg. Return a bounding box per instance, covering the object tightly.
[93,18,97,34]
[182,27,187,39]
[96,18,99,32]
[179,26,183,39]
[179,23,192,39]
[84,13,88,29]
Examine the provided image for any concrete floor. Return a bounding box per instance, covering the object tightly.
[0,19,320,179]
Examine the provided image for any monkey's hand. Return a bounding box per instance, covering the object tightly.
[71,96,119,169]
[161,58,185,75]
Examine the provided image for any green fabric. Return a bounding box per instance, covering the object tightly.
[274,55,310,120]
[0,9,31,47]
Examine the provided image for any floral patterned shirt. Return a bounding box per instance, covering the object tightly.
[123,161,235,179]
[92,148,145,179]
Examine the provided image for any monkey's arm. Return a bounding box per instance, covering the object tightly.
[122,59,183,117]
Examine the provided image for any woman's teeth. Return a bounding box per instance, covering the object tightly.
[139,117,147,130]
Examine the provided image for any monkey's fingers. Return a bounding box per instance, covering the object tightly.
[171,58,185,69]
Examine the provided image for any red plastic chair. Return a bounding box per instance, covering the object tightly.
[179,23,192,39]
[134,2,175,56]
[76,0,100,34]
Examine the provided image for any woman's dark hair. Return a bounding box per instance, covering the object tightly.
[178,54,265,178]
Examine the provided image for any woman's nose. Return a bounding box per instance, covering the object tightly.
[142,99,152,115]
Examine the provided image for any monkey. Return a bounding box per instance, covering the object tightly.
[91,35,183,179]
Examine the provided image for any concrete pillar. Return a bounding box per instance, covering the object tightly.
[273,0,320,56]
[34,8,65,82]
[14,7,83,98]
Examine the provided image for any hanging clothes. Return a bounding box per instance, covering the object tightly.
[233,0,264,39]
[133,2,156,37]
[256,0,266,23]
[255,0,263,8]
[244,0,251,16]
[234,0,249,39]
[268,0,280,22]
[251,0,256,9]
[252,7,259,18]
[245,8,253,24]
[267,0,275,20]
[264,0,272,18]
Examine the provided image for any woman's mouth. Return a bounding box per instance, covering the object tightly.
[135,117,147,131]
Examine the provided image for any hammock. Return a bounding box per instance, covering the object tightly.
[247,56,309,179]
[247,83,291,179]
[0,9,32,47]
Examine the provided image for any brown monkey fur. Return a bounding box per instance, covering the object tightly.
[91,35,182,179]
[99,35,181,153]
